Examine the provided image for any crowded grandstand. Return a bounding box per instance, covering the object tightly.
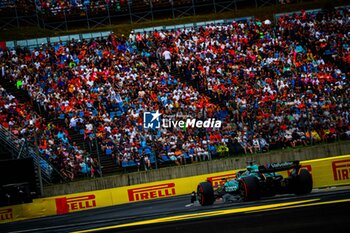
[0,1,349,187]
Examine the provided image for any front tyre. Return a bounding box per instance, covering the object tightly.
[197,182,215,206]
[294,169,313,195]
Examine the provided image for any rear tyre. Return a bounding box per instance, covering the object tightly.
[197,182,215,206]
[239,176,260,201]
[294,169,313,195]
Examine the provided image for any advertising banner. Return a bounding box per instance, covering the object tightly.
[1,155,350,224]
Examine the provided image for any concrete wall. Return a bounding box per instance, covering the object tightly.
[43,141,350,197]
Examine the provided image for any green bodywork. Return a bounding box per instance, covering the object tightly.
[220,164,283,194]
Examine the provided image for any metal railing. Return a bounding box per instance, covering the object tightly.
[0,124,64,184]
[0,0,272,32]
[5,30,112,51]
[133,16,254,33]
[4,15,254,51]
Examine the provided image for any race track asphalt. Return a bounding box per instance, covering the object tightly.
[1,186,350,233]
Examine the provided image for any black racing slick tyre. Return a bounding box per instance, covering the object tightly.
[197,182,215,206]
[294,169,313,195]
[239,176,260,201]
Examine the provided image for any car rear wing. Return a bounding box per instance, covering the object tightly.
[258,161,301,173]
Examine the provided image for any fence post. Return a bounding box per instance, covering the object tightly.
[192,0,196,16]
[15,6,19,28]
[151,129,158,169]
[86,11,90,29]
[171,1,175,19]
[150,1,154,21]
[94,127,102,177]
[36,10,41,28]
[128,2,133,24]
[107,5,111,26]
[34,130,44,196]
[64,10,68,31]
[42,14,46,30]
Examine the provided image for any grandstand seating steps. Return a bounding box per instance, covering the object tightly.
[50,117,121,175]
[0,77,146,176]
[0,77,121,177]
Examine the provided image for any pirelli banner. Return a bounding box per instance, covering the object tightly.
[1,155,350,223]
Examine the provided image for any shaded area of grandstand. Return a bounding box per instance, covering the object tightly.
[0,158,36,206]
[0,0,295,32]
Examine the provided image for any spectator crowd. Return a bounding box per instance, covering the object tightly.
[0,6,349,180]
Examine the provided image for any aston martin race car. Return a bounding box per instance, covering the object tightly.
[196,161,313,206]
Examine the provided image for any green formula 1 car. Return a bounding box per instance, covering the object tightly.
[196,161,313,206]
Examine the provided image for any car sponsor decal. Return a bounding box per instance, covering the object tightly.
[206,174,236,187]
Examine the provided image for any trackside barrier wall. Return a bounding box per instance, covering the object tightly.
[133,16,254,33]
[4,16,255,50]
[43,141,350,196]
[1,155,350,224]
[5,31,112,51]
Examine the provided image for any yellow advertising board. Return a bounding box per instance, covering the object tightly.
[1,155,350,224]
